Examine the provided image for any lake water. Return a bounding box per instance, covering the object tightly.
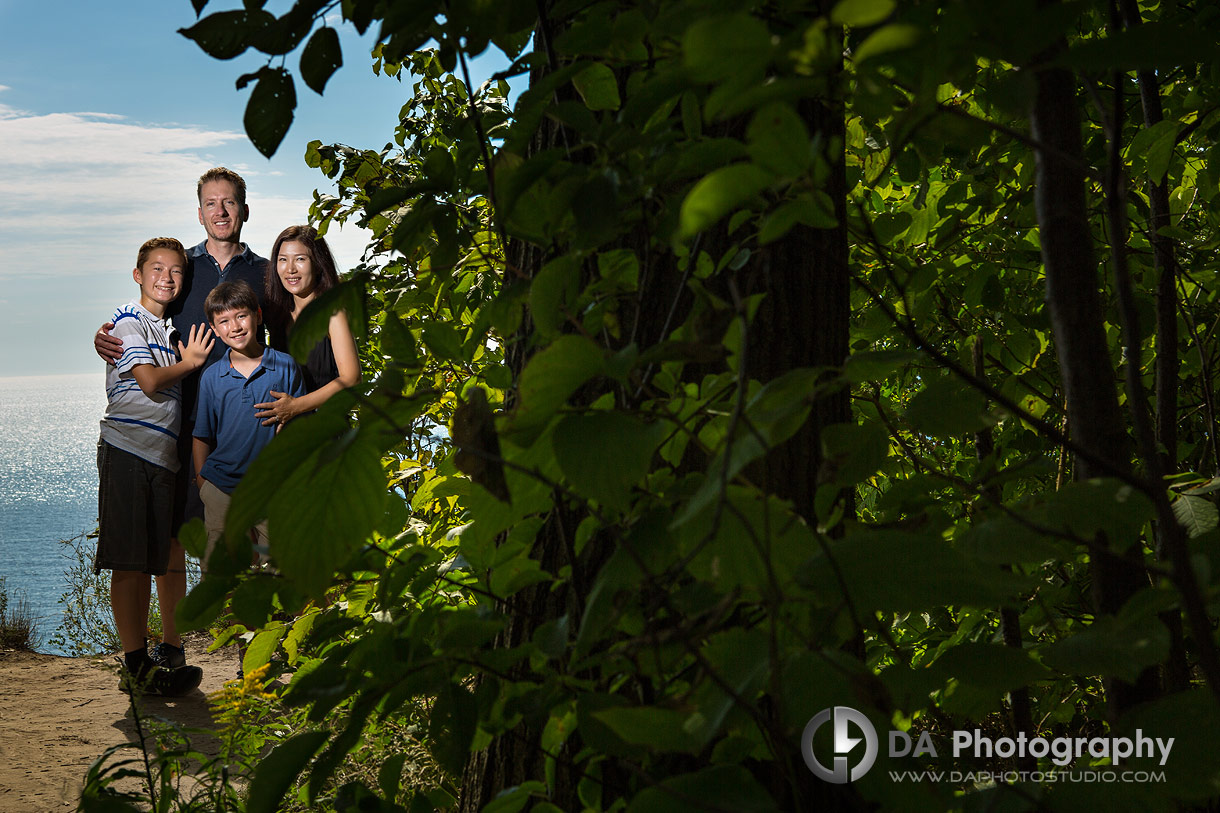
[0,372,107,654]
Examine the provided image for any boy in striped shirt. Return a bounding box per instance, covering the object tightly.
[98,237,213,697]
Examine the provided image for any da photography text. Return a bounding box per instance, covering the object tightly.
[803,705,1174,784]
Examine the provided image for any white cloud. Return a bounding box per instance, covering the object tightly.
[0,104,251,278]
[0,104,374,280]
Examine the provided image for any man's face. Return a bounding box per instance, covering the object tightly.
[210,306,260,353]
[198,180,247,243]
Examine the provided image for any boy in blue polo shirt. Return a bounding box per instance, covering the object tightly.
[192,281,304,565]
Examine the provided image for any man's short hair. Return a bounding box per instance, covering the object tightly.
[136,237,186,270]
[204,281,260,322]
[197,167,248,206]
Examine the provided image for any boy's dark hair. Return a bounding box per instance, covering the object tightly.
[136,237,186,270]
[205,281,260,322]
[197,167,248,206]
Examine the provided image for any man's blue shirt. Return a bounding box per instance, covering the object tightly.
[194,346,304,494]
[168,241,268,401]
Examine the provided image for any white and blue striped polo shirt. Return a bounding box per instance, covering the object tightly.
[99,302,182,472]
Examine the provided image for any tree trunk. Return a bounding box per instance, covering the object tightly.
[1028,10,1157,712]
[1116,0,1190,694]
[459,4,852,809]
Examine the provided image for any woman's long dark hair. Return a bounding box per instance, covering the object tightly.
[264,225,340,351]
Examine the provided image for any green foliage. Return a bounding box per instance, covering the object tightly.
[0,575,38,651]
[151,0,1220,810]
[50,529,202,656]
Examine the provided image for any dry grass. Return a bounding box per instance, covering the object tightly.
[0,579,39,651]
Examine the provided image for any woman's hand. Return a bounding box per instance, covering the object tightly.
[254,390,298,426]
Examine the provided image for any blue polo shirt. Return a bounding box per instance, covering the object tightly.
[168,241,268,415]
[193,346,304,493]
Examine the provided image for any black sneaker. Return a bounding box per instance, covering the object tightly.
[150,641,187,670]
[150,664,203,696]
[118,658,203,697]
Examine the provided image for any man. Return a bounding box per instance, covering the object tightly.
[95,167,266,674]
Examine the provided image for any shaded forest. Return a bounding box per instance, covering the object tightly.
[94,0,1220,810]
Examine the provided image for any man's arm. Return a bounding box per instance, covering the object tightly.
[95,322,123,364]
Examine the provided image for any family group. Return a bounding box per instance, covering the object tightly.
[94,167,359,696]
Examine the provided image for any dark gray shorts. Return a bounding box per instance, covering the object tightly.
[95,441,174,575]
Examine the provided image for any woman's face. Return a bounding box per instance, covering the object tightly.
[276,240,315,298]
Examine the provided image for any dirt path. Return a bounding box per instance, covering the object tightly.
[0,634,239,812]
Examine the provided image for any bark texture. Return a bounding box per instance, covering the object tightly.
[1029,20,1156,711]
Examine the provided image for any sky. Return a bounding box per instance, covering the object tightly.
[0,1,509,377]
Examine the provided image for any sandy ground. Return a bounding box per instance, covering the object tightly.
[0,633,239,812]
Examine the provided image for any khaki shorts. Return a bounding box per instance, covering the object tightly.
[199,478,269,569]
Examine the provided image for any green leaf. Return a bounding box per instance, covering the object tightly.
[1064,22,1220,72]
[673,369,820,526]
[1117,691,1220,798]
[227,406,350,537]
[178,9,273,60]
[1128,120,1183,183]
[552,412,663,510]
[289,279,367,362]
[843,349,922,382]
[230,577,279,628]
[300,26,343,95]
[421,322,466,361]
[244,66,296,158]
[482,781,546,813]
[1037,478,1155,545]
[175,574,233,633]
[800,526,1031,613]
[378,752,409,804]
[177,517,208,559]
[746,102,811,176]
[677,487,815,596]
[1040,600,1170,684]
[246,731,329,813]
[683,14,772,82]
[572,63,621,111]
[1173,494,1218,538]
[592,707,701,753]
[266,430,387,597]
[852,23,922,63]
[679,163,773,239]
[380,312,419,368]
[929,643,1049,694]
[283,608,319,664]
[627,765,778,813]
[905,376,993,438]
[819,420,890,487]
[243,625,288,673]
[831,0,895,27]
[507,335,604,439]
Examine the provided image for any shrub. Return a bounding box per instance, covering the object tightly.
[50,529,202,656]
[0,576,39,651]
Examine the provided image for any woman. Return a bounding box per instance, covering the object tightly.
[253,225,360,425]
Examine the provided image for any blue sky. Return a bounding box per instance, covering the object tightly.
[0,1,509,377]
